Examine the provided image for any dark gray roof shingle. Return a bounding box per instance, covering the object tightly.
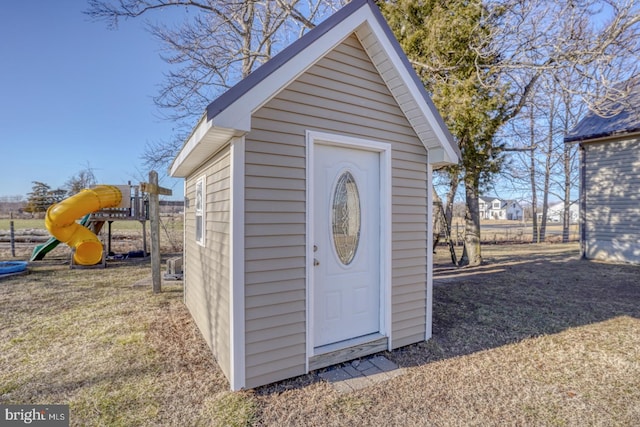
[565,76,640,142]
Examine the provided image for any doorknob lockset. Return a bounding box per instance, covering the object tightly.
[313,258,320,266]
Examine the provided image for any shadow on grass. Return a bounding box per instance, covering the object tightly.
[252,244,640,395]
[392,245,640,367]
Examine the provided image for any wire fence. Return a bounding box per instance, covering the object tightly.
[444,222,580,245]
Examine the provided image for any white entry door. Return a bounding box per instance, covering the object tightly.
[313,143,381,348]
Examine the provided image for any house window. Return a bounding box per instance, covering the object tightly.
[195,176,205,246]
[493,201,500,209]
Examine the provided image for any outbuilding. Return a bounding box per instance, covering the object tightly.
[565,75,640,264]
[170,0,459,390]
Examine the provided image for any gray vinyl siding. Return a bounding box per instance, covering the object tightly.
[243,34,432,387]
[184,145,232,378]
[583,136,640,263]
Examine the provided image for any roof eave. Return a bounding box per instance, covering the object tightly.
[426,146,457,167]
[169,117,239,177]
[565,127,640,144]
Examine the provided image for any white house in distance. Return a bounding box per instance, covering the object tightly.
[565,75,640,264]
[546,201,579,223]
[478,196,523,220]
[169,0,459,390]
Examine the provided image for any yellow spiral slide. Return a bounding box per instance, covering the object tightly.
[45,185,122,265]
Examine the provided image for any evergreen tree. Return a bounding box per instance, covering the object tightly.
[380,0,506,265]
[25,181,52,214]
[25,182,67,214]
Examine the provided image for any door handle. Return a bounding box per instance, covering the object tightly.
[314,258,320,266]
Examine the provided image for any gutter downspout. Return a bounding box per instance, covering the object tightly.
[579,143,587,259]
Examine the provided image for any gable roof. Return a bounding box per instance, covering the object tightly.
[170,0,460,177]
[565,76,640,143]
[479,196,501,204]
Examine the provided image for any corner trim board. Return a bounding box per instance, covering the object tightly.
[425,163,433,340]
[230,136,246,390]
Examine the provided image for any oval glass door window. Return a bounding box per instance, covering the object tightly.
[332,171,361,265]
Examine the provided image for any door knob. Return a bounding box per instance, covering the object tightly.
[314,258,320,266]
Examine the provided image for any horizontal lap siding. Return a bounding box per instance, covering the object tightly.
[243,35,434,387]
[243,120,307,388]
[584,137,640,263]
[184,146,232,379]
[391,152,428,348]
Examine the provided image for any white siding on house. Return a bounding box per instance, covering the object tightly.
[583,136,640,263]
[243,34,434,387]
[184,146,232,378]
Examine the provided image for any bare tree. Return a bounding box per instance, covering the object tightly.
[500,62,589,243]
[546,74,584,243]
[87,0,346,169]
[383,0,640,265]
[495,0,640,252]
[558,92,583,243]
[64,164,98,196]
[491,0,640,107]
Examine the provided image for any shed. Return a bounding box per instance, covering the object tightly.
[565,75,640,264]
[169,0,460,390]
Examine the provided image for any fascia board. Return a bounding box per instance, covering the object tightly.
[360,9,460,165]
[170,119,237,178]
[170,115,212,177]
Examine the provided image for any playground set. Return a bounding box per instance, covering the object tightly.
[30,184,149,267]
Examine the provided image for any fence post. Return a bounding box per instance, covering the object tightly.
[10,219,15,258]
[149,171,161,293]
[141,172,173,294]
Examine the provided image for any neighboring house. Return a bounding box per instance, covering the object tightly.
[546,201,579,223]
[479,197,523,220]
[479,196,503,219]
[565,75,640,264]
[169,0,459,390]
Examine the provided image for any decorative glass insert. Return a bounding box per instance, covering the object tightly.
[332,171,361,265]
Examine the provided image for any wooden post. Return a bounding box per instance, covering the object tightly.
[107,221,113,255]
[141,220,147,256]
[149,171,161,293]
[10,219,15,258]
[141,172,172,294]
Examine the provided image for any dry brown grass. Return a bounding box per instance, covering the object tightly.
[0,259,236,426]
[1,243,639,426]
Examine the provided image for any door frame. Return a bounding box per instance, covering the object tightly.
[305,130,392,370]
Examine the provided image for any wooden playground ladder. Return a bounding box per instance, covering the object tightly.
[435,202,458,265]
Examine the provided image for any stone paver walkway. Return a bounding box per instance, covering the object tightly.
[318,355,405,393]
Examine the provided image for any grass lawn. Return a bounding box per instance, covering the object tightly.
[1,243,639,426]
